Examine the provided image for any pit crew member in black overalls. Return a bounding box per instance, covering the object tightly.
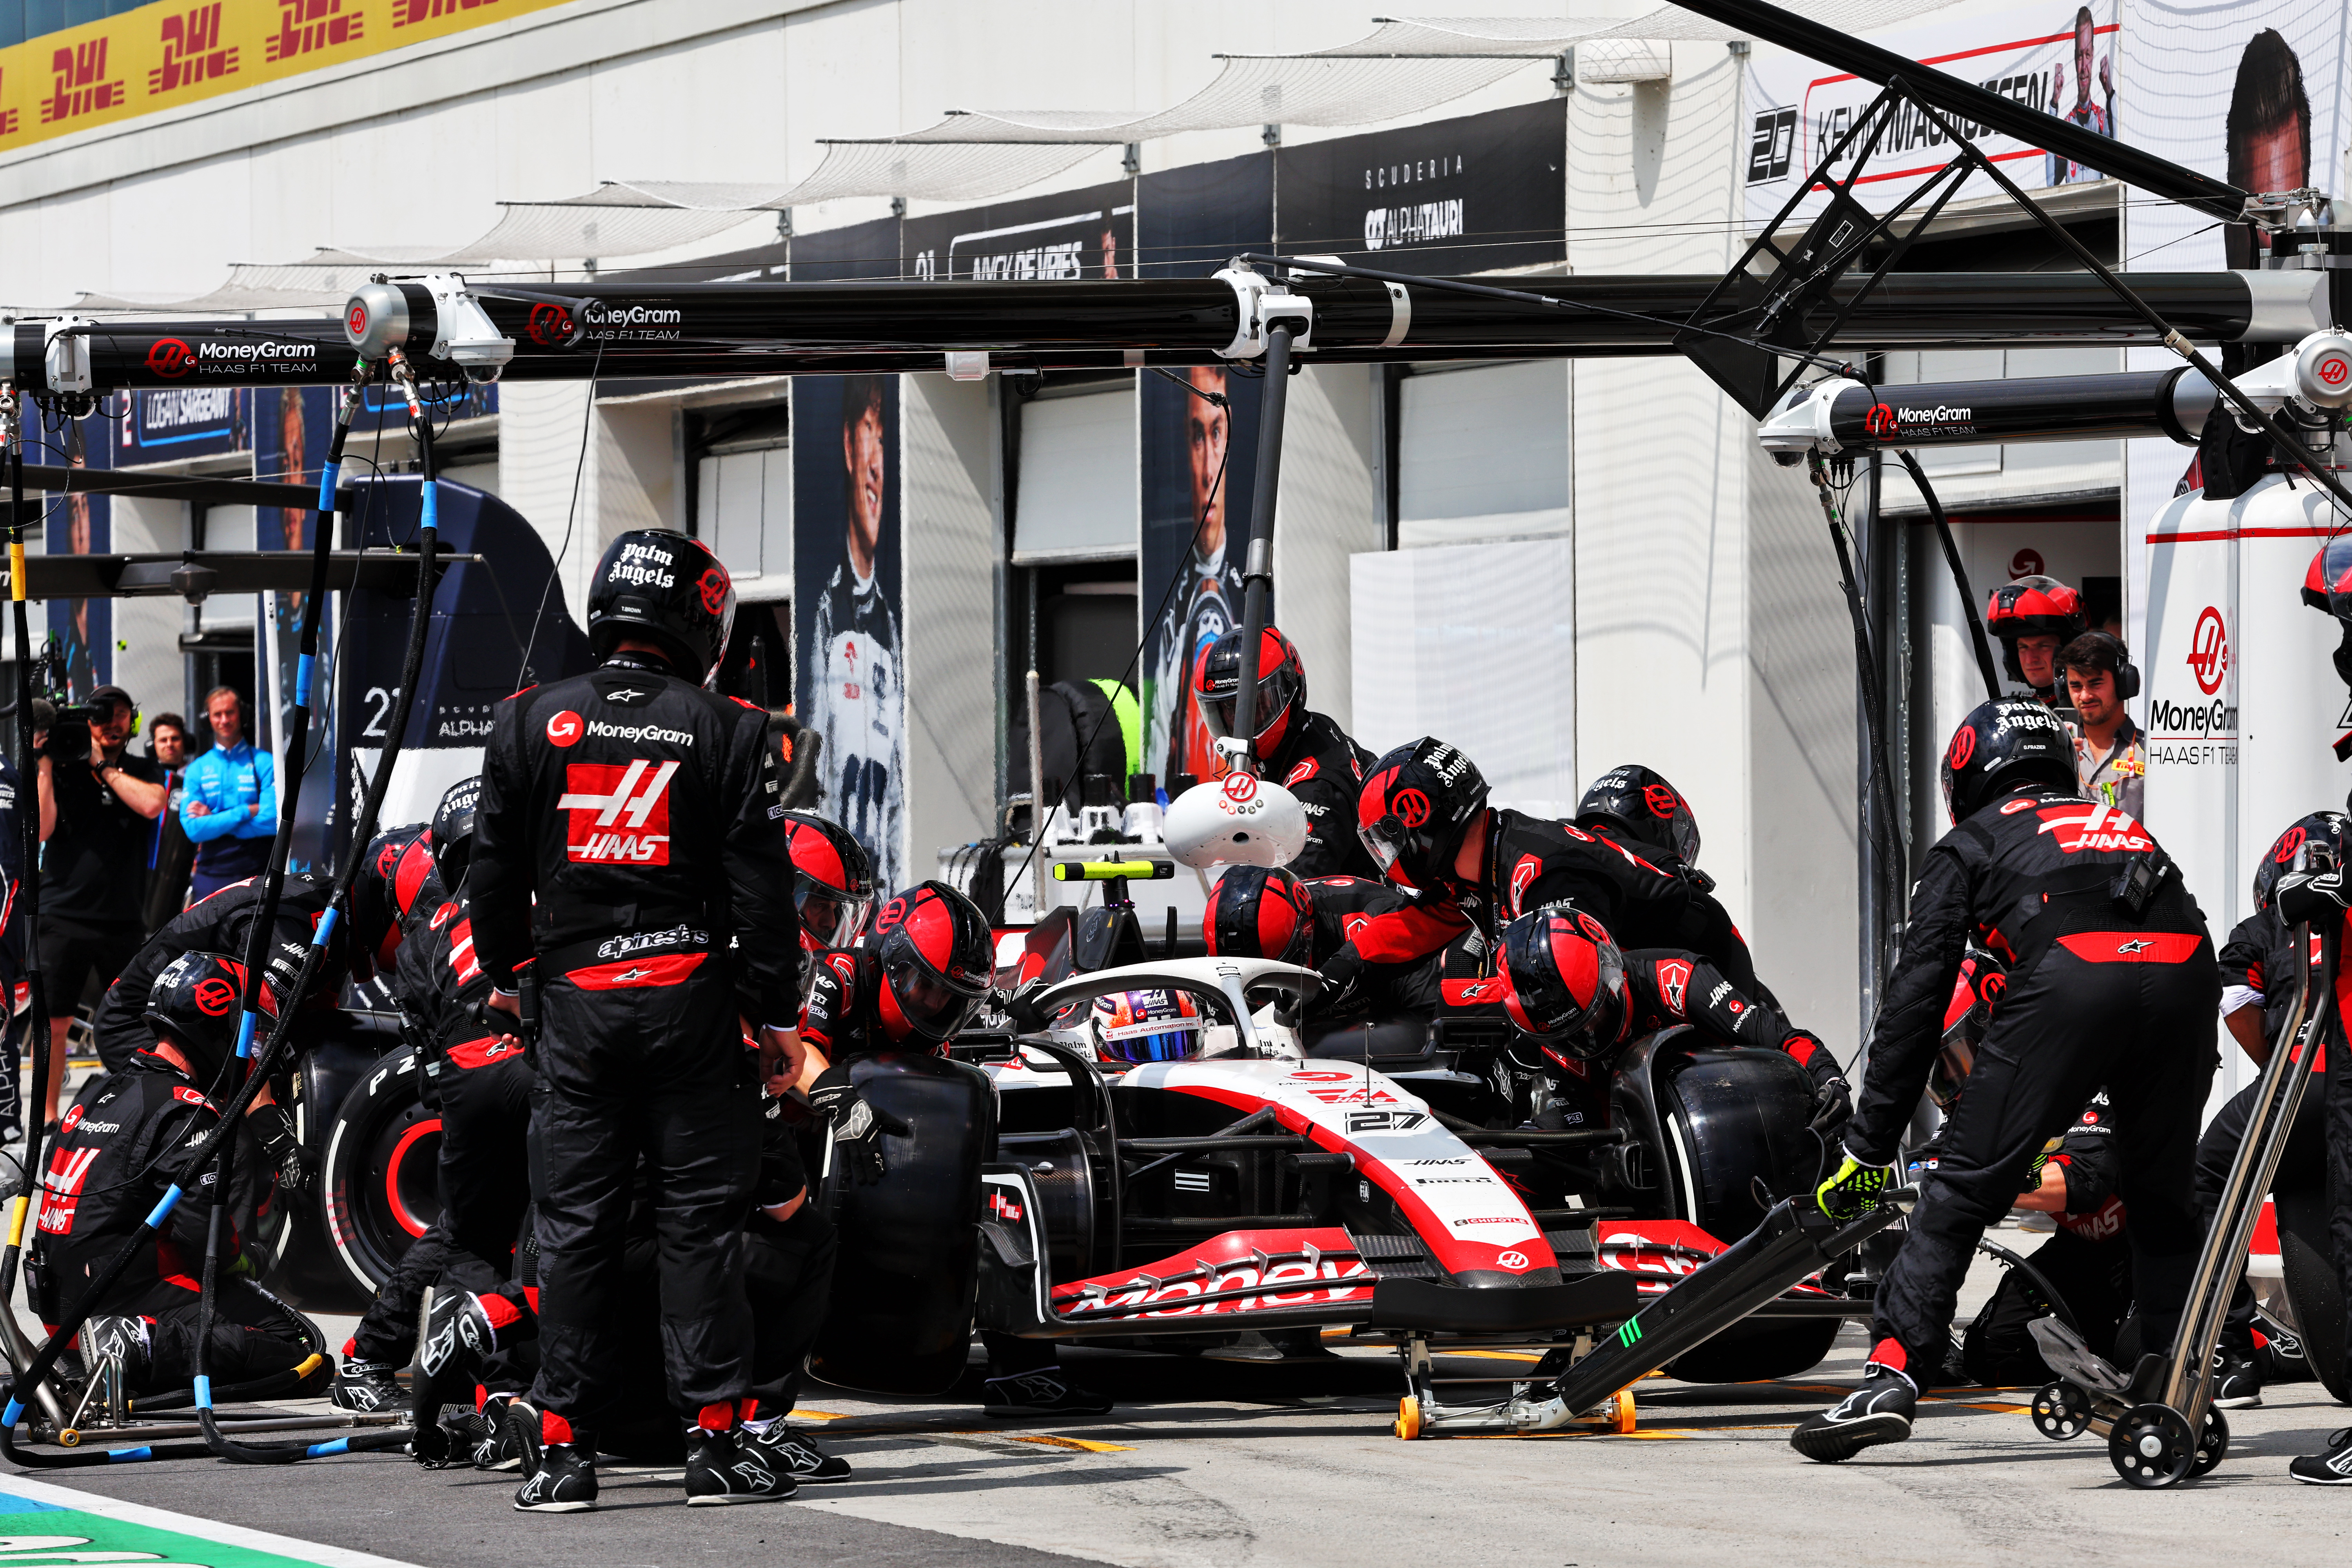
[1956,1093,2134,1387]
[1488,904,1848,1132]
[805,881,1113,1418]
[2184,811,2343,1415]
[471,528,803,1512]
[31,953,327,1397]
[1327,738,1765,1000]
[1573,763,1776,1009]
[1190,626,1377,879]
[783,811,877,955]
[1792,697,2218,1463]
[333,786,547,1414]
[1201,866,1447,1028]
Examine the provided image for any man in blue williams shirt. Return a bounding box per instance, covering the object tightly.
[181,686,275,902]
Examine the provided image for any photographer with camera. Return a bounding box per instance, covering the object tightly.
[35,683,165,1122]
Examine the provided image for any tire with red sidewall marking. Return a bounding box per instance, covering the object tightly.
[321,1044,443,1298]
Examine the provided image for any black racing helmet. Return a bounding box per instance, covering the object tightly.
[1202,864,1318,965]
[871,881,995,1042]
[2255,811,2351,913]
[144,951,277,1093]
[1357,738,1489,894]
[431,775,482,893]
[1194,626,1308,759]
[782,812,877,948]
[1576,764,1701,868]
[349,823,437,980]
[584,528,737,684]
[1986,576,2087,684]
[1939,698,2078,824]
[1496,904,1629,1061]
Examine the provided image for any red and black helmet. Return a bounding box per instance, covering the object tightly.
[1194,626,1307,759]
[2255,811,2350,912]
[1202,864,1318,965]
[585,528,737,684]
[1497,904,1628,1060]
[2303,535,2352,623]
[1939,697,2077,823]
[349,823,437,980]
[143,951,278,1092]
[783,811,877,948]
[1986,575,2086,685]
[1357,738,1489,894]
[1576,764,1700,868]
[870,880,994,1042]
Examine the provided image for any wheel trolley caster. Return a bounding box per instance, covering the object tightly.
[1394,1395,1423,1441]
[2109,1403,2198,1488]
[1604,1387,1636,1434]
[2031,1380,2092,1440]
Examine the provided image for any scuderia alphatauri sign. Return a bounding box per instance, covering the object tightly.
[1275,98,1565,276]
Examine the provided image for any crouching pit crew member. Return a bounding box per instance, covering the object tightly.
[810,881,1112,1417]
[1956,1093,2135,1388]
[1793,697,2218,1463]
[1489,904,1849,1132]
[30,953,328,1397]
[1329,738,1769,1005]
[471,528,805,1512]
[335,795,543,1415]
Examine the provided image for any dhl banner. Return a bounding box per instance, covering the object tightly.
[0,0,573,154]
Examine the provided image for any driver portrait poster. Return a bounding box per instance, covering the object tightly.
[794,374,906,896]
[1138,153,1271,790]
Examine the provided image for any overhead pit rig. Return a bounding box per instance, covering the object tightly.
[2,0,2348,1487]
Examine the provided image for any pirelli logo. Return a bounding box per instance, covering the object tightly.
[558,759,677,865]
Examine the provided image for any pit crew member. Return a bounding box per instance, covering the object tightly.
[1792,697,2217,1464]
[1189,627,1376,879]
[31,953,327,1398]
[1985,575,2085,707]
[806,881,1113,1418]
[1327,738,1765,1004]
[471,528,802,1511]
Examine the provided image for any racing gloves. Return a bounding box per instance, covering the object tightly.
[809,1065,911,1186]
[250,1104,312,1194]
[1807,1074,1853,1136]
[2276,866,2350,929]
[1317,944,1367,1013]
[1814,1148,1890,1223]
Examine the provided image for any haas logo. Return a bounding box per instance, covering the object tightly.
[2036,803,2155,855]
[2187,606,2230,695]
[1864,402,1898,437]
[526,303,576,346]
[698,564,730,616]
[1496,1250,1530,1270]
[2321,352,2352,389]
[1393,789,1431,828]
[1642,783,1680,818]
[1947,726,1976,770]
[559,760,679,864]
[146,338,194,379]
[191,978,238,1016]
[1222,772,1258,804]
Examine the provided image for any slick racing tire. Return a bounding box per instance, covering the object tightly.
[321,1045,442,1298]
[2276,1186,2351,1405]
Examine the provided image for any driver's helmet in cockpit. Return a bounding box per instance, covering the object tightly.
[1089,988,1205,1066]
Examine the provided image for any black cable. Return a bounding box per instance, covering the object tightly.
[1897,451,2000,703]
[1809,453,1907,940]
[0,362,446,1466]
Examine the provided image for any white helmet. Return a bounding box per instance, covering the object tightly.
[1163,773,1310,869]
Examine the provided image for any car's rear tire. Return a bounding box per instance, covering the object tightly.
[321,1045,442,1298]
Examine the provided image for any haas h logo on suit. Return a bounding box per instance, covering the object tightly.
[559,760,679,864]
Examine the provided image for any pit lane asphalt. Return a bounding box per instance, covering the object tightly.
[30,1237,2352,1568]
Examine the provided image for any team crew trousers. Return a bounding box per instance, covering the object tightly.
[1871,942,2218,1377]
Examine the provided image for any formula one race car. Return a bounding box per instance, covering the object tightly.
[797,876,1860,1417]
